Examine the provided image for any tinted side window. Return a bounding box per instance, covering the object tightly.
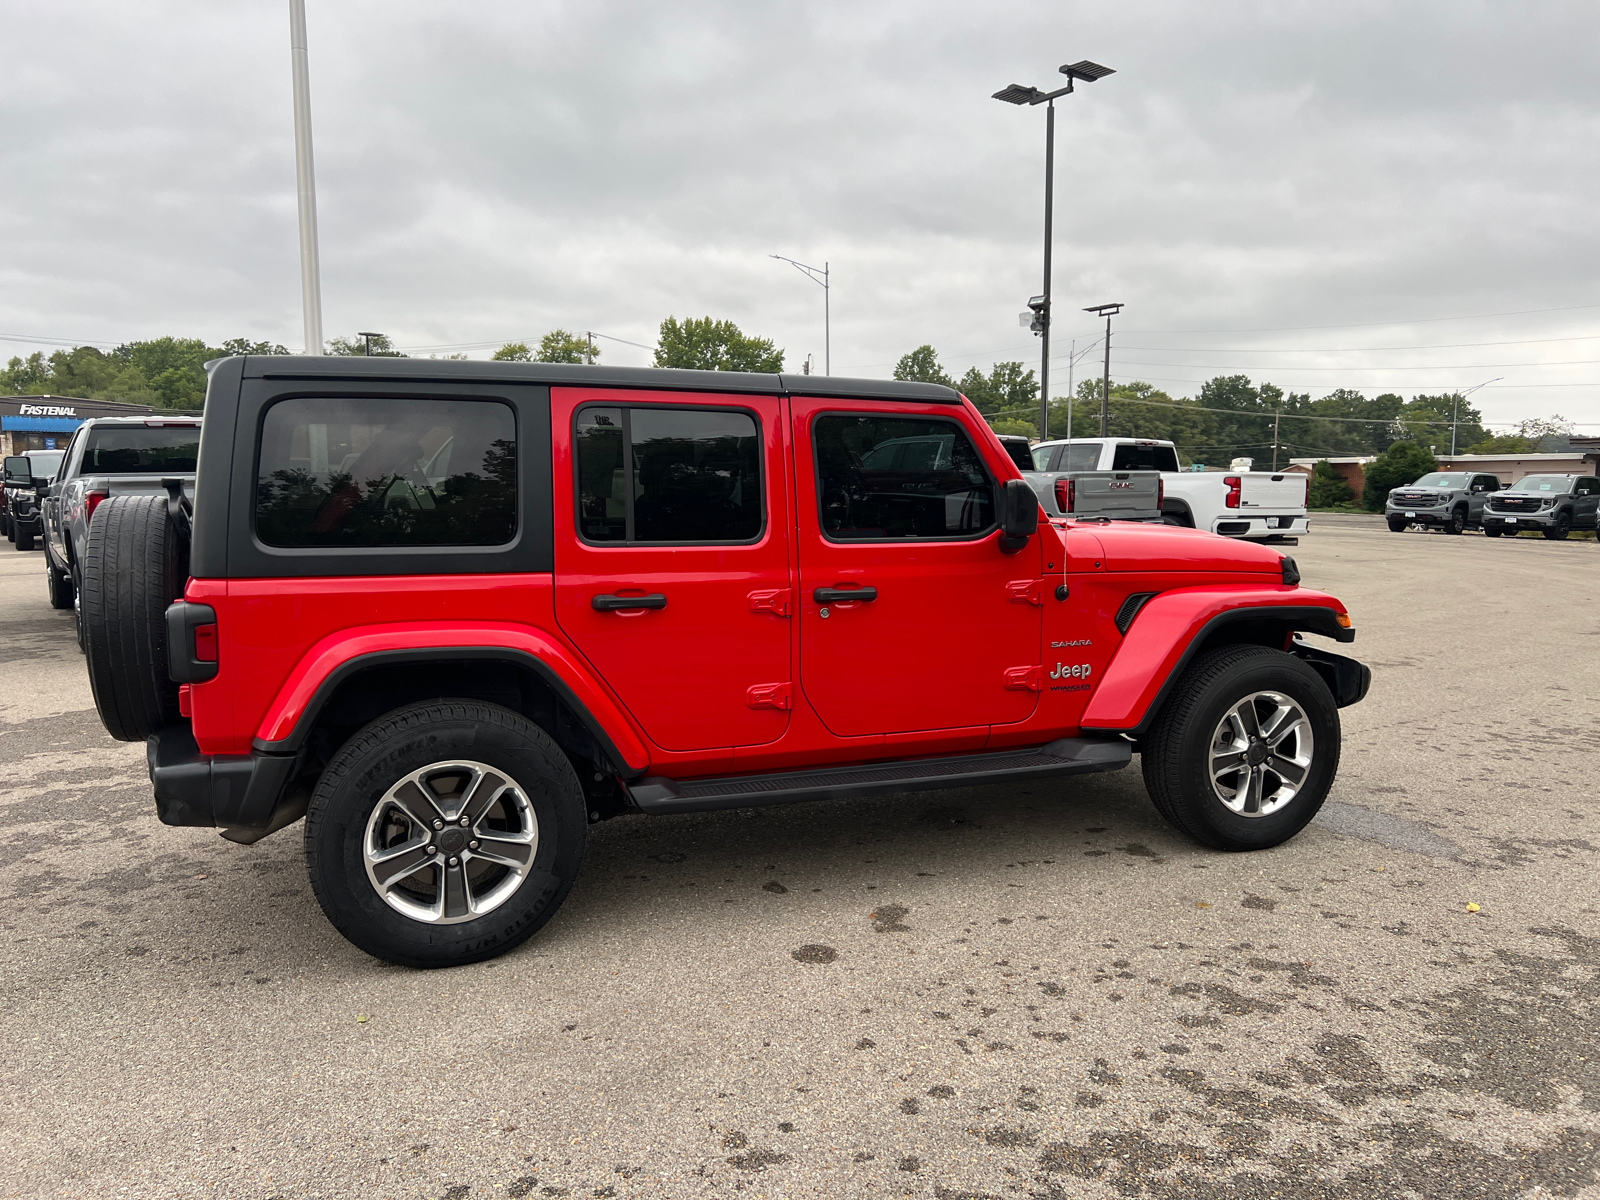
[83,426,200,473]
[1063,443,1102,472]
[256,397,516,547]
[814,415,995,540]
[1110,443,1180,472]
[575,406,762,544]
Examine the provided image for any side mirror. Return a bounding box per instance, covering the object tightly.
[998,478,1039,553]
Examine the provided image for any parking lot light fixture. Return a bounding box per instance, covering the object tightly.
[358,331,383,358]
[1451,377,1503,456]
[993,60,1114,440]
[1083,303,1124,437]
[771,255,830,376]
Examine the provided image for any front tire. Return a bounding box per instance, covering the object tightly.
[1484,526,1502,538]
[15,528,34,551]
[1141,645,1340,851]
[45,551,74,610]
[1544,511,1572,540]
[1386,518,1407,532]
[1445,506,1466,535]
[305,700,587,968]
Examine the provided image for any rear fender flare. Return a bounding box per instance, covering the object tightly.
[1079,587,1354,735]
[250,622,651,776]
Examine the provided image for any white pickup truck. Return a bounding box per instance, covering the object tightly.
[1028,438,1310,543]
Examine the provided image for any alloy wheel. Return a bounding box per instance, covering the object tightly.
[363,759,539,924]
[1207,691,1315,818]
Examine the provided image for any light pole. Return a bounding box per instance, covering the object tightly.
[994,59,1114,439]
[771,255,829,375]
[1083,302,1123,436]
[1451,377,1503,456]
[358,331,383,357]
[289,0,324,355]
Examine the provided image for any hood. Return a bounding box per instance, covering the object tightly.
[1067,519,1283,575]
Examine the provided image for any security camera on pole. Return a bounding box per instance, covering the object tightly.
[994,59,1115,440]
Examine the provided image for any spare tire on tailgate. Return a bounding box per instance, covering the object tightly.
[83,495,187,742]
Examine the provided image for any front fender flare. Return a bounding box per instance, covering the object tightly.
[1079,586,1353,734]
[250,621,651,775]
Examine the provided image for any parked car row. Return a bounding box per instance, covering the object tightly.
[6,417,201,641]
[1385,471,1600,540]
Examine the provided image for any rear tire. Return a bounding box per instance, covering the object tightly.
[1386,518,1407,532]
[1141,645,1340,851]
[304,700,587,968]
[1544,511,1571,540]
[82,496,186,742]
[45,554,74,609]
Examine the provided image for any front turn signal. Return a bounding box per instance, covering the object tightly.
[1335,612,1352,629]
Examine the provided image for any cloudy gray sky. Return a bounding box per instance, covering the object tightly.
[2,0,1597,430]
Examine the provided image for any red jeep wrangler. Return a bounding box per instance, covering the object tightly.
[82,357,1368,967]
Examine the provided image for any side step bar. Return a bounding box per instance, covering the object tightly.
[626,736,1132,816]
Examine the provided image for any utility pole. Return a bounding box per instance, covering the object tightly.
[1272,408,1281,470]
[289,0,324,355]
[1083,303,1123,437]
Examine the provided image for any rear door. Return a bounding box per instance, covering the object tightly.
[552,388,793,752]
[792,398,1041,737]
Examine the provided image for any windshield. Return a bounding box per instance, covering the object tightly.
[26,451,65,479]
[1409,473,1467,489]
[1505,475,1571,494]
[82,425,200,474]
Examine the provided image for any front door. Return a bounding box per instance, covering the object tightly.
[792,399,1042,738]
[552,388,792,752]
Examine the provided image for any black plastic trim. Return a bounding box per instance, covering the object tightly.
[627,737,1131,815]
[1290,637,1372,708]
[189,357,242,579]
[1115,592,1158,634]
[1080,604,1358,736]
[147,724,301,843]
[249,645,644,780]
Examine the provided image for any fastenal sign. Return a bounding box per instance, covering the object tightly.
[17,404,78,417]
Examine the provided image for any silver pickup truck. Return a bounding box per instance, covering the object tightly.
[43,416,201,637]
[996,434,1162,522]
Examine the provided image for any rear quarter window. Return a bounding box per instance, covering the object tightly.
[255,396,516,547]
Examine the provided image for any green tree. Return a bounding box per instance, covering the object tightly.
[1049,379,1219,464]
[990,417,1038,439]
[957,361,1036,415]
[535,329,599,364]
[492,341,532,362]
[892,345,952,387]
[1464,433,1538,454]
[221,339,290,356]
[1396,393,1485,453]
[1308,459,1354,508]
[327,333,404,357]
[1362,441,1437,511]
[655,317,783,372]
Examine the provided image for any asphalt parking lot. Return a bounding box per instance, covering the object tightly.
[2,515,1597,1200]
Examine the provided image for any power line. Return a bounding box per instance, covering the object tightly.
[1115,357,1600,371]
[1115,332,1600,353]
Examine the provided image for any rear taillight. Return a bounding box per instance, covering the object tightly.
[1223,476,1242,509]
[193,624,218,663]
[1303,474,1310,507]
[1054,478,1075,513]
[1157,478,1165,511]
[85,490,109,522]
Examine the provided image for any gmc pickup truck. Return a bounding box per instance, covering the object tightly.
[81,357,1368,968]
[42,415,200,631]
[1015,436,1162,522]
[1030,438,1309,543]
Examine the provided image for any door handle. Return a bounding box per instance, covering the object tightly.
[812,586,877,604]
[592,593,667,612]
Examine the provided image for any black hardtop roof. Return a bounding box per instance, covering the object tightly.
[237,355,961,405]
